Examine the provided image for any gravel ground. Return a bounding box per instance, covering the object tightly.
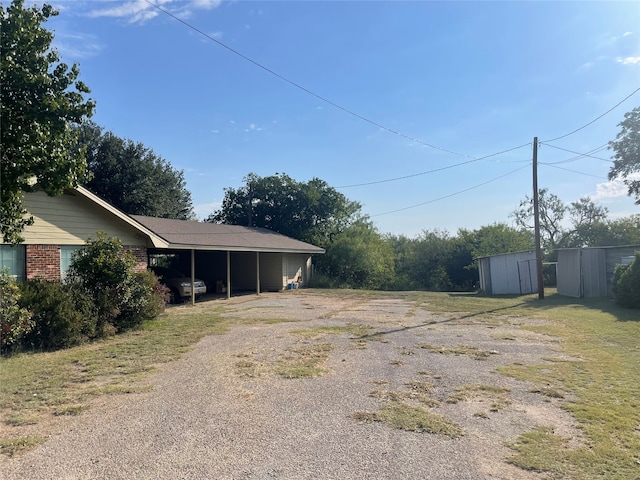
[1,291,580,479]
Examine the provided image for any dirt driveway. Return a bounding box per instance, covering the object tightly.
[2,291,578,479]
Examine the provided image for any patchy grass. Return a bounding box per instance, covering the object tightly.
[0,306,230,447]
[416,342,498,360]
[353,401,463,438]
[447,384,512,412]
[275,342,334,379]
[0,437,47,457]
[370,382,440,408]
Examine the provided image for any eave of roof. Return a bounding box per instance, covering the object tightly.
[73,187,169,248]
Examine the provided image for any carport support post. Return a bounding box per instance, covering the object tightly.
[256,252,260,295]
[226,251,231,299]
[190,249,195,305]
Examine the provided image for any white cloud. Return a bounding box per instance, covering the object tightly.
[88,0,221,24]
[623,32,633,37]
[191,0,222,10]
[54,32,103,59]
[88,0,163,23]
[617,56,640,65]
[593,174,640,200]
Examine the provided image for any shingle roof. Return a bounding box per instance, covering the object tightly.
[130,215,325,254]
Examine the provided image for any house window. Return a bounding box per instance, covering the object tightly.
[60,245,82,278]
[0,245,25,282]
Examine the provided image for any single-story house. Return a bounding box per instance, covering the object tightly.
[477,250,539,295]
[556,245,639,298]
[0,187,325,301]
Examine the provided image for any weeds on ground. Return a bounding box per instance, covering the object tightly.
[415,342,498,360]
[353,401,463,438]
[275,342,334,378]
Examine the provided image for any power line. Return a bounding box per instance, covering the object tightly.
[337,142,531,188]
[370,164,530,217]
[541,87,640,143]
[144,0,475,158]
[538,162,608,180]
[540,143,612,164]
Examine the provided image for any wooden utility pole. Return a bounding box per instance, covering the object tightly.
[532,137,545,300]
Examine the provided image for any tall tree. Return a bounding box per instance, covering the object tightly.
[609,107,640,204]
[78,123,194,219]
[208,173,361,245]
[1,0,95,243]
[511,189,607,252]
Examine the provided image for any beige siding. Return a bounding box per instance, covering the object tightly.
[284,254,312,287]
[17,191,150,246]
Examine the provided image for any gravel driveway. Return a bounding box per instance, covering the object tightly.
[1,291,578,479]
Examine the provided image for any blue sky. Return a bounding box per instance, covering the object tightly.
[46,0,640,237]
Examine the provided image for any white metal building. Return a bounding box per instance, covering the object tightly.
[477,250,538,295]
[556,246,640,298]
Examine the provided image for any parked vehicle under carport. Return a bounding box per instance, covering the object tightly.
[149,266,207,304]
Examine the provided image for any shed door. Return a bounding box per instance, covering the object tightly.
[517,260,536,294]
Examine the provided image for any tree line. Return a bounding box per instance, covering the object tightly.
[2,0,640,292]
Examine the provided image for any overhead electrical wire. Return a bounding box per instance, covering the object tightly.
[337,141,531,188]
[146,0,634,207]
[539,162,608,180]
[540,143,612,164]
[541,87,640,143]
[370,164,530,217]
[144,0,477,158]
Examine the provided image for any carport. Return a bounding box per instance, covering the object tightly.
[130,215,325,304]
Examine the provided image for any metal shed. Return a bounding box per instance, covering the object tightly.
[477,250,538,295]
[556,245,640,298]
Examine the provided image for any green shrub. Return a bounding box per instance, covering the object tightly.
[116,270,165,331]
[612,253,640,309]
[67,232,163,334]
[18,280,86,350]
[0,269,33,354]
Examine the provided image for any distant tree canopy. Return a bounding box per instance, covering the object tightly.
[1,0,95,244]
[77,122,194,220]
[207,173,362,245]
[609,106,640,204]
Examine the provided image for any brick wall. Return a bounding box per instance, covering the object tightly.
[24,244,148,281]
[26,245,60,280]
[124,245,148,272]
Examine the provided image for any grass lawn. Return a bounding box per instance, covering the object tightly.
[1,289,639,479]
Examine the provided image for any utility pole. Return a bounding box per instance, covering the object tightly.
[532,137,545,300]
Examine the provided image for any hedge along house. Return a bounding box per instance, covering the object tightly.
[1,187,325,302]
[477,250,539,295]
[556,245,640,298]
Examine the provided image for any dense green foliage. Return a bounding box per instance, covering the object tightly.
[1,235,165,355]
[609,107,640,204]
[208,173,361,245]
[0,270,33,353]
[78,122,194,219]
[0,0,94,244]
[612,253,640,309]
[18,280,90,350]
[66,233,164,335]
[313,220,395,289]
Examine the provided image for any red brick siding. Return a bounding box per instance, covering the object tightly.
[26,245,60,280]
[24,244,147,280]
[124,245,148,272]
